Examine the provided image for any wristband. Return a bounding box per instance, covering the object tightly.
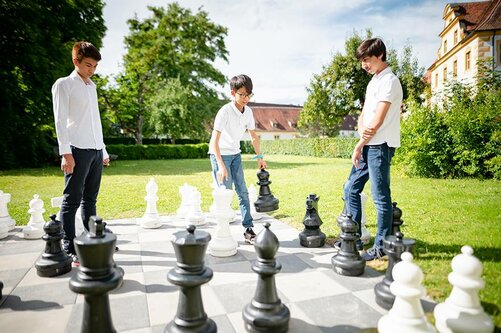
[252,154,264,160]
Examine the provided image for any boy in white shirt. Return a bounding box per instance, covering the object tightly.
[52,41,109,265]
[342,38,403,261]
[209,75,266,244]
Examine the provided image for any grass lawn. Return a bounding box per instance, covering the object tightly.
[1,154,500,327]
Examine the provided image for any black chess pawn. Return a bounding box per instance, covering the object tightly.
[165,225,216,333]
[254,169,279,212]
[243,222,290,333]
[299,194,326,247]
[374,231,415,309]
[35,214,72,277]
[331,213,366,276]
[391,202,403,235]
[69,216,123,333]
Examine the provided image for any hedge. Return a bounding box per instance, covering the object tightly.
[106,143,209,160]
[104,137,202,145]
[241,137,358,159]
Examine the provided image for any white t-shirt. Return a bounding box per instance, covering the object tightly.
[209,101,256,155]
[362,66,403,147]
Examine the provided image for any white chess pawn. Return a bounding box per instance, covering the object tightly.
[434,246,494,333]
[360,192,371,244]
[208,206,238,257]
[378,252,436,333]
[176,183,195,219]
[210,185,235,224]
[186,189,206,226]
[140,178,161,229]
[0,190,16,231]
[248,185,264,220]
[51,196,85,236]
[23,194,46,239]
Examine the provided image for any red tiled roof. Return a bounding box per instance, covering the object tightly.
[248,102,301,132]
[450,0,501,32]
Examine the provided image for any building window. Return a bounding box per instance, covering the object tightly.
[274,135,280,140]
[454,30,458,44]
[453,60,457,78]
[435,73,439,88]
[465,51,471,71]
[443,67,447,82]
[444,40,448,53]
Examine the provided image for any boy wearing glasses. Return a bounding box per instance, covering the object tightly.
[209,74,266,244]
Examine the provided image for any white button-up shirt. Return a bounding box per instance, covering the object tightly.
[52,70,108,159]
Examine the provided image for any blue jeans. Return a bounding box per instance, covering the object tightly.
[61,147,103,254]
[343,143,395,249]
[210,154,253,228]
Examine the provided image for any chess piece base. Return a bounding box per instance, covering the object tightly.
[0,216,15,231]
[140,215,162,229]
[23,225,44,239]
[165,318,217,333]
[208,239,238,257]
[374,280,394,310]
[299,230,326,248]
[243,302,290,333]
[331,252,365,276]
[35,256,72,277]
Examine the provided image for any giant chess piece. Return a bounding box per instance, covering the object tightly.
[359,192,372,244]
[391,202,403,235]
[35,214,72,277]
[434,246,494,333]
[140,178,161,229]
[51,196,85,236]
[374,231,416,310]
[0,214,7,239]
[378,252,436,333]
[299,193,326,247]
[0,190,16,231]
[209,185,235,223]
[208,199,238,257]
[243,222,290,333]
[254,169,279,213]
[248,184,264,220]
[331,213,365,276]
[176,183,195,219]
[166,225,216,333]
[69,216,123,333]
[23,194,46,239]
[186,189,206,226]
[0,279,3,299]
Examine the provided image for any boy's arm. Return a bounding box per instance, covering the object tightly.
[52,81,75,174]
[210,130,228,184]
[249,130,267,169]
[352,101,391,168]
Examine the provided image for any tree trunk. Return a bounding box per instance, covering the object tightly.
[135,115,144,145]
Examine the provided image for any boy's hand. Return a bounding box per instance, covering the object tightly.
[217,165,228,184]
[103,158,110,166]
[257,158,267,170]
[61,154,75,174]
[352,147,362,169]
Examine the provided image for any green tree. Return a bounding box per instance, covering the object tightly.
[0,0,105,169]
[114,3,228,144]
[299,30,425,137]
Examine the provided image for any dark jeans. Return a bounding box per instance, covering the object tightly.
[343,143,395,249]
[210,153,253,228]
[61,146,103,254]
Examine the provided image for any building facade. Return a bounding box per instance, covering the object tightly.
[427,0,501,103]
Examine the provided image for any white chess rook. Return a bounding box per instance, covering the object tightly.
[378,252,436,333]
[176,183,195,219]
[208,188,238,257]
[434,246,494,333]
[23,194,46,239]
[140,178,162,229]
[186,189,206,226]
[0,190,16,232]
[51,196,85,236]
[248,185,264,220]
[209,185,235,224]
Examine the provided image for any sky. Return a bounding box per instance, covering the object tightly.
[99,0,473,105]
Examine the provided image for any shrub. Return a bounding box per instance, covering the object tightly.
[106,143,209,160]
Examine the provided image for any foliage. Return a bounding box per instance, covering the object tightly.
[396,79,501,179]
[110,2,229,144]
[106,143,209,160]
[299,29,425,137]
[0,0,106,169]
[241,137,358,159]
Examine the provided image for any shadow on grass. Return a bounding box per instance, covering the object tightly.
[414,240,501,263]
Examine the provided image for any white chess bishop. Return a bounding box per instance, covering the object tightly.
[23,194,46,239]
[434,245,494,333]
[378,252,436,333]
[0,190,16,232]
[139,178,162,229]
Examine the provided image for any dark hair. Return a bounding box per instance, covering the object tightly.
[356,38,386,62]
[230,74,253,93]
[72,41,101,62]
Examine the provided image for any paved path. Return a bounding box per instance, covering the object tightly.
[0,214,435,332]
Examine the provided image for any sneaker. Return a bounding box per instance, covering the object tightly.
[361,247,386,261]
[333,240,363,251]
[244,228,256,245]
[70,253,80,267]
